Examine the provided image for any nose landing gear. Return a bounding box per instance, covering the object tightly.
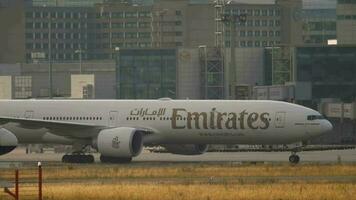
[289,146,302,164]
[289,153,300,164]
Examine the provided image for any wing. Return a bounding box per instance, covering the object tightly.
[0,116,154,139]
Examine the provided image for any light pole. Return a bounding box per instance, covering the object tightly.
[114,47,120,98]
[48,13,53,99]
[199,45,208,99]
[75,49,84,74]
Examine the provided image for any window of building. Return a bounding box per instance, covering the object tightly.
[247,31,253,36]
[57,22,63,29]
[247,9,252,16]
[35,43,41,49]
[255,20,260,26]
[275,31,280,36]
[139,22,150,28]
[35,22,41,29]
[126,22,137,28]
[125,12,137,18]
[139,11,151,18]
[240,41,246,47]
[175,21,182,26]
[102,23,109,29]
[269,9,274,16]
[112,32,124,39]
[102,33,109,39]
[255,30,260,36]
[176,10,182,16]
[275,20,280,26]
[73,23,79,29]
[269,31,274,36]
[262,41,268,47]
[112,23,123,28]
[43,22,48,29]
[247,41,253,47]
[112,12,124,18]
[262,31,267,36]
[139,32,151,38]
[58,12,63,18]
[126,32,137,38]
[65,33,71,39]
[35,12,41,18]
[35,33,42,40]
[63,12,70,19]
[240,31,246,37]
[254,9,260,16]
[255,41,260,47]
[269,20,274,27]
[262,9,267,16]
[262,20,267,26]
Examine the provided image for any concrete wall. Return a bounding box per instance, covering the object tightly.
[71,74,95,99]
[337,3,356,45]
[21,60,116,99]
[0,76,12,99]
[225,48,265,87]
[177,48,201,99]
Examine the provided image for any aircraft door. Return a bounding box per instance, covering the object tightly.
[24,111,34,119]
[108,111,118,127]
[275,112,286,128]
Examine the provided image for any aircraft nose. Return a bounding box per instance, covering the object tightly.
[321,120,333,133]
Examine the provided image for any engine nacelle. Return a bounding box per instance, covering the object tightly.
[93,127,143,158]
[163,144,208,155]
[0,128,18,155]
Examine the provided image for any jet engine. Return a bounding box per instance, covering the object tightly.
[93,127,143,158]
[0,128,18,155]
[163,144,208,155]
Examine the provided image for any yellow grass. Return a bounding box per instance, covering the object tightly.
[1,164,356,180]
[41,183,356,200]
[1,164,356,200]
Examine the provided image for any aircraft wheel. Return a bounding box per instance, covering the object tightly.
[100,155,132,164]
[62,154,94,164]
[289,154,300,164]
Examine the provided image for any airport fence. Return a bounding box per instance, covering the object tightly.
[0,162,42,200]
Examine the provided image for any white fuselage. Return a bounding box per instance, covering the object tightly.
[0,99,332,145]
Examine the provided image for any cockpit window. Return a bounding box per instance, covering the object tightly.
[307,115,324,121]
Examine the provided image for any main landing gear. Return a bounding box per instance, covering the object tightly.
[61,145,95,164]
[100,155,132,164]
[62,153,94,164]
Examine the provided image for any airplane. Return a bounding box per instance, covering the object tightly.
[0,99,332,164]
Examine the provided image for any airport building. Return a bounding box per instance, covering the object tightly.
[336,0,356,44]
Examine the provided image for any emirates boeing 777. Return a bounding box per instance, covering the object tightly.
[0,99,332,164]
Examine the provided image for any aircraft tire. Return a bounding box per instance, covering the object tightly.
[100,155,132,164]
[289,154,300,164]
[62,154,94,164]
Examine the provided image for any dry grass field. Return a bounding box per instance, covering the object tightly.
[42,183,356,200]
[1,163,356,200]
[2,163,356,179]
